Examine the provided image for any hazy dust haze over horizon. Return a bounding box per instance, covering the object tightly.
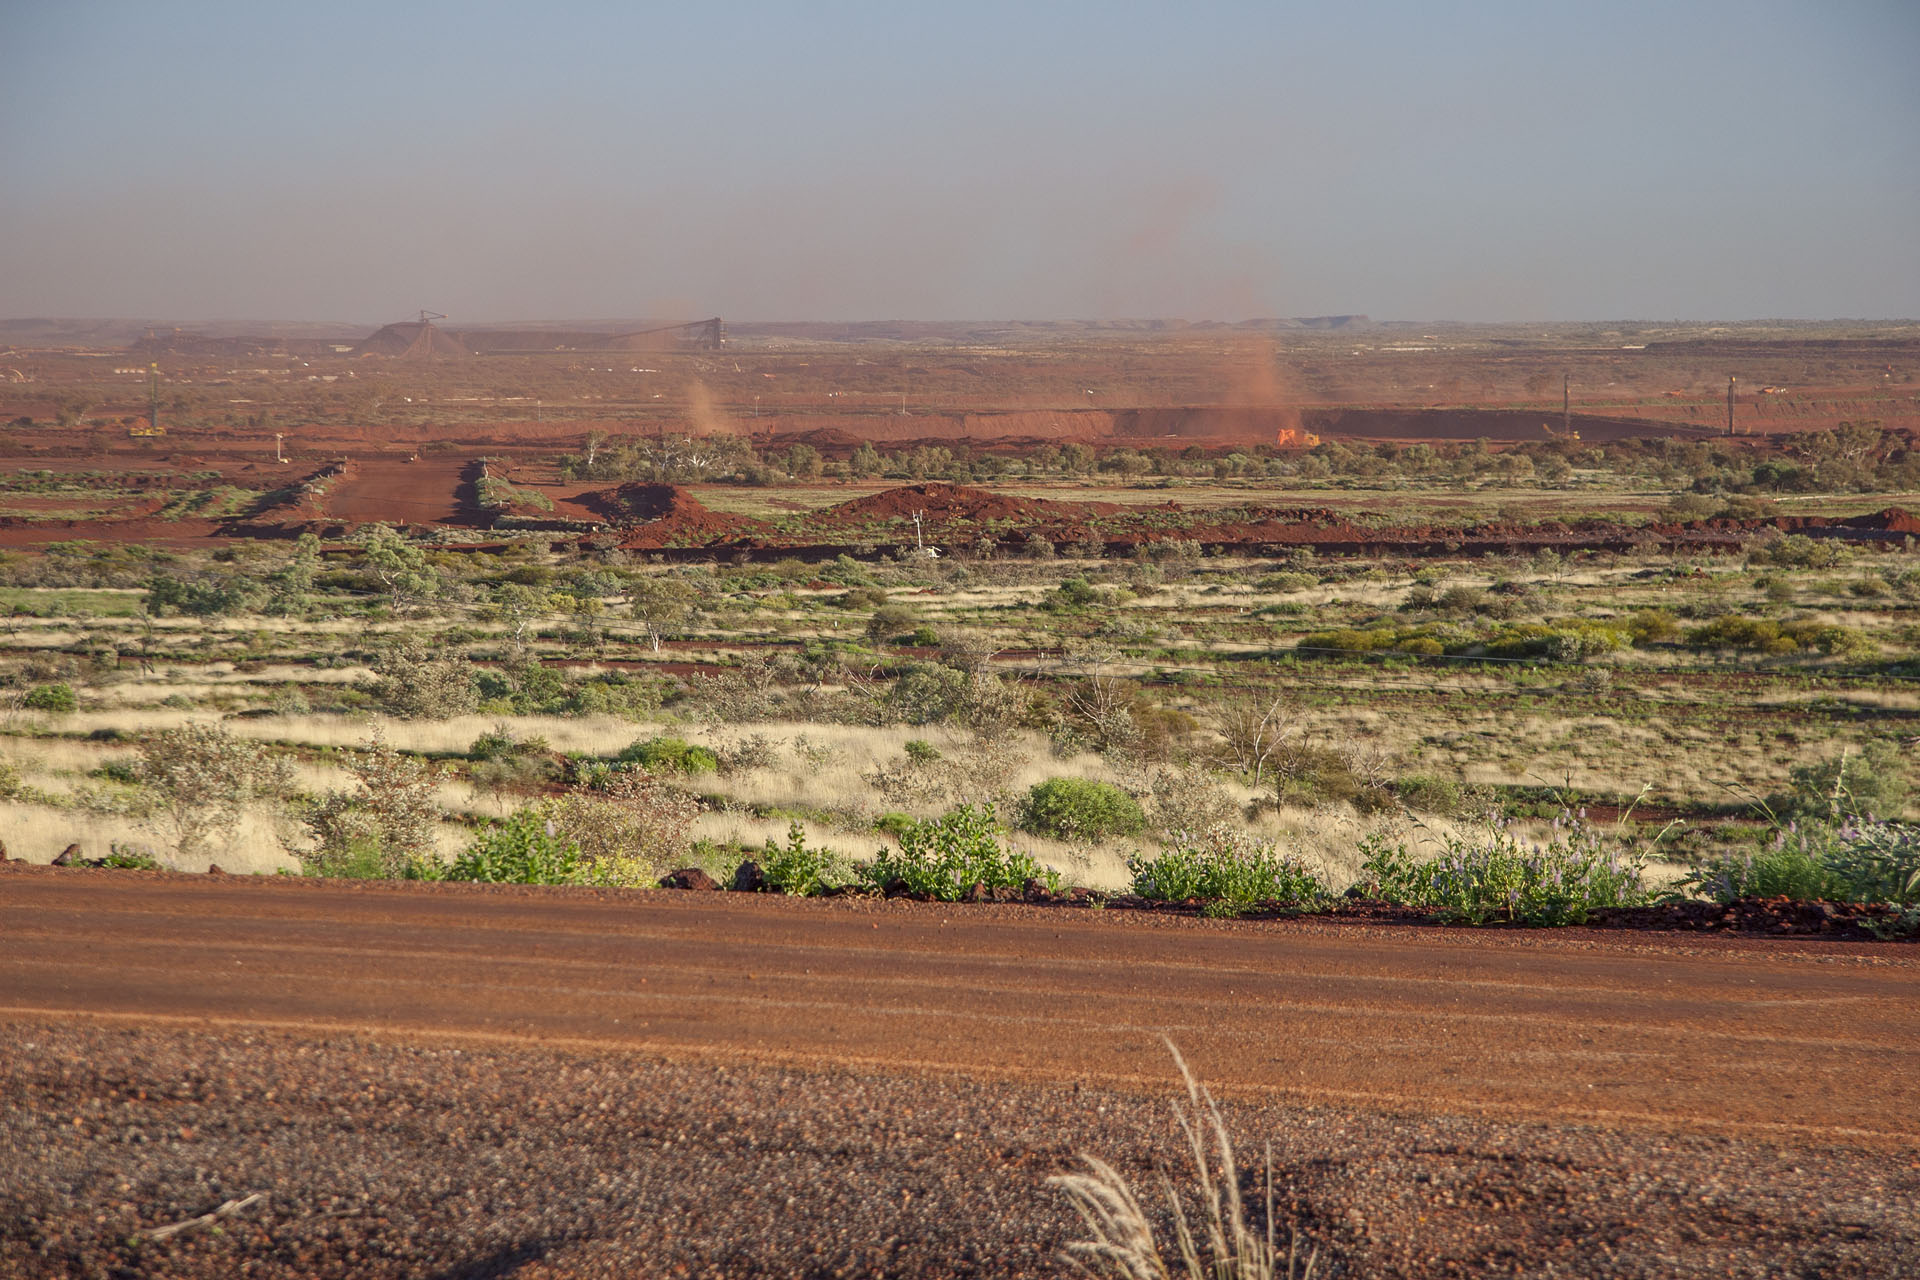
[2,0,1916,325]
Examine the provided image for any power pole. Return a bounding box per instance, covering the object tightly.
[1726,375,1737,437]
[148,362,161,433]
[1562,373,1570,438]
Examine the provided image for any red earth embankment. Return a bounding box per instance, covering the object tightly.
[1113,406,1717,445]
[600,484,1920,560]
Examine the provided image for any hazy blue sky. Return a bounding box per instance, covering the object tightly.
[3,0,1915,323]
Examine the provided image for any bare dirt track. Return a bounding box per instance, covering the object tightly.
[322,455,476,527]
[5,868,1917,1141]
[6,867,1919,1279]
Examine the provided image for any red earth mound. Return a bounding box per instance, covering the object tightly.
[610,484,772,548]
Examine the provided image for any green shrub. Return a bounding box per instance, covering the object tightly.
[1679,819,1918,905]
[873,811,916,839]
[300,836,392,880]
[1480,623,1627,662]
[1753,533,1848,569]
[862,804,1053,900]
[1020,777,1147,842]
[1686,615,1872,657]
[1394,773,1468,815]
[23,682,77,713]
[1047,578,1100,612]
[1127,827,1329,917]
[1774,742,1912,821]
[618,736,719,775]
[759,821,851,895]
[1255,571,1318,592]
[469,726,534,761]
[444,810,584,884]
[865,604,919,643]
[885,664,970,725]
[1358,812,1649,925]
[99,844,162,870]
[93,760,139,785]
[1625,609,1680,645]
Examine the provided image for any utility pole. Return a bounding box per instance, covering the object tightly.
[148,362,161,434]
[274,432,285,464]
[1562,373,1570,438]
[1727,375,1737,437]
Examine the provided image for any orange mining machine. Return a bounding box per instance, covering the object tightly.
[1275,426,1321,448]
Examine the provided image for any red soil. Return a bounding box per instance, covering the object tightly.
[808,481,1122,531]
[608,483,773,548]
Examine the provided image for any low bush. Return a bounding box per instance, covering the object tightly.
[1479,623,1627,662]
[543,768,700,885]
[23,682,77,713]
[618,736,719,775]
[885,663,970,725]
[1685,615,1872,657]
[1678,818,1919,905]
[873,811,916,839]
[1020,777,1147,842]
[1393,773,1470,816]
[1127,827,1330,917]
[469,726,549,762]
[444,810,585,885]
[759,821,852,895]
[862,803,1054,900]
[1358,812,1649,925]
[1770,742,1911,821]
[865,604,919,643]
[1625,609,1681,645]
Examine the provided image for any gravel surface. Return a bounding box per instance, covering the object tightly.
[4,1020,1916,1280]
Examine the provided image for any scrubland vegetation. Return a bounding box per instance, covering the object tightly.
[3,435,1916,933]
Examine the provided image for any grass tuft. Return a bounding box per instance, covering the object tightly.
[1049,1041,1319,1280]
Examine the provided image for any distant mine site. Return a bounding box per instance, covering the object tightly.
[1,316,1915,556]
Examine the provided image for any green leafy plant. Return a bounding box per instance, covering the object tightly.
[1127,827,1329,917]
[1678,818,1919,905]
[444,810,585,885]
[760,821,851,895]
[23,682,77,713]
[1358,811,1650,925]
[1021,777,1147,842]
[862,803,1053,900]
[137,722,294,862]
[99,844,162,870]
[544,767,701,886]
[301,728,442,879]
[618,736,720,775]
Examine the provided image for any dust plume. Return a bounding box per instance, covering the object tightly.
[1219,338,1302,439]
[684,380,739,437]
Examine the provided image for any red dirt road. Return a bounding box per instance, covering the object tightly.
[323,455,474,525]
[5,868,1916,1147]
